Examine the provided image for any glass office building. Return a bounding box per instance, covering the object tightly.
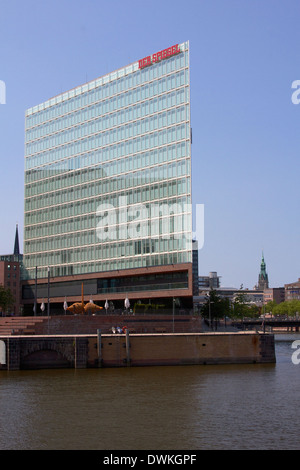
[23,41,193,312]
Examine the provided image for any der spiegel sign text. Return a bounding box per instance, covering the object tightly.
[138,44,181,69]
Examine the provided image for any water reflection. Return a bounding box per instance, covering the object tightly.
[0,334,299,450]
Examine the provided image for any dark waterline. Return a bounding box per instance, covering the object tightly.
[0,333,299,450]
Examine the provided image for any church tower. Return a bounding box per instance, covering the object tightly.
[258,253,269,290]
[14,224,20,256]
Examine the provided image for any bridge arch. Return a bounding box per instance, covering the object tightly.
[20,338,75,369]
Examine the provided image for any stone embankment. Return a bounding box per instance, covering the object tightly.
[0,316,276,371]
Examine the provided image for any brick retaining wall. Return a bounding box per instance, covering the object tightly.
[0,314,202,336]
[0,331,276,370]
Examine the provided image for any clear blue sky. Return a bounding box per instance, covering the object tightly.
[0,0,299,289]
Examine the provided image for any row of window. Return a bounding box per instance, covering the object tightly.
[25,159,190,210]
[24,225,192,256]
[26,70,188,143]
[23,274,189,298]
[25,211,193,252]
[25,141,189,189]
[6,264,18,270]
[23,248,192,280]
[24,184,190,231]
[26,207,192,242]
[25,120,189,170]
[25,101,188,159]
[26,48,188,128]
[25,192,191,239]
[24,180,190,227]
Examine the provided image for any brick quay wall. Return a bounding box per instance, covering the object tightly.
[0,314,202,336]
[0,331,276,371]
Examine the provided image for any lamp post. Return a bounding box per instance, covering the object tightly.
[125,297,130,313]
[209,300,214,330]
[34,266,37,316]
[47,266,50,317]
[63,297,68,314]
[206,295,214,331]
[172,297,175,333]
[261,301,266,333]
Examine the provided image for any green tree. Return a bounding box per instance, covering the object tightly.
[0,284,15,314]
[273,301,287,316]
[265,300,277,314]
[232,288,250,319]
[287,300,300,316]
[273,300,300,317]
[201,289,230,329]
[247,304,260,318]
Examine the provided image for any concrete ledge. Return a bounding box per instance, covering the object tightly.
[0,331,276,370]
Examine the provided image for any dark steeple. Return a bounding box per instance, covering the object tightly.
[14,224,20,256]
[258,252,269,290]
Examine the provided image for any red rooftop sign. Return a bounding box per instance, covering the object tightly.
[138,44,181,69]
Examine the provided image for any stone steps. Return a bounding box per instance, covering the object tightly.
[0,317,48,335]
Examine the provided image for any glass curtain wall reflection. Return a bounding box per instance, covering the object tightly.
[23,42,192,281]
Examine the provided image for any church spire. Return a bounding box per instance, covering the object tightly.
[14,224,20,256]
[261,251,265,269]
[258,252,268,290]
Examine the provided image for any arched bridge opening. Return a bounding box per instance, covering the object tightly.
[21,349,72,370]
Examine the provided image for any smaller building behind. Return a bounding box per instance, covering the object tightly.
[263,287,285,305]
[285,278,300,301]
[198,272,221,290]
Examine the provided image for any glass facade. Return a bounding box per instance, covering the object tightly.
[23,41,192,280]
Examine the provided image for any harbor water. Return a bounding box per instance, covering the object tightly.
[0,333,299,450]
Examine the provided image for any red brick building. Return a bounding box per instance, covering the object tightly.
[263,287,285,305]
